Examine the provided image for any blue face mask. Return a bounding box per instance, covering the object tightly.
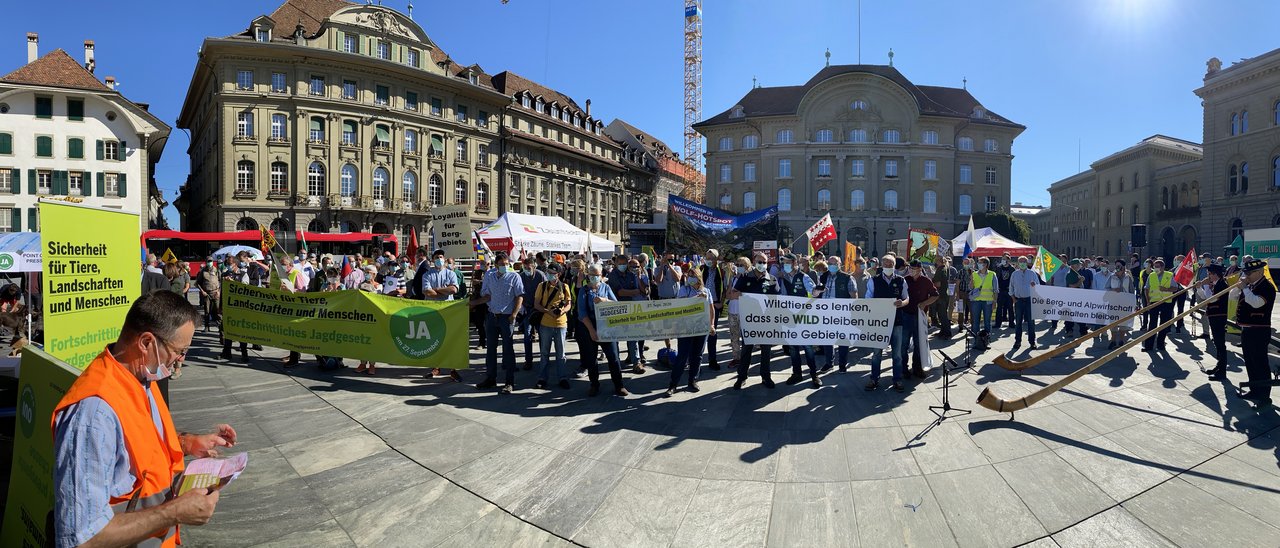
[617,264,628,273]
[827,264,839,273]
[589,275,602,285]
[434,258,445,268]
[497,265,510,274]
[783,264,794,273]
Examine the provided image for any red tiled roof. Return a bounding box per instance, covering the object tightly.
[0,49,109,92]
[491,71,584,113]
[268,0,353,38]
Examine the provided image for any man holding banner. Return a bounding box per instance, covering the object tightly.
[730,253,781,390]
[778,254,821,388]
[867,255,911,392]
[817,255,858,372]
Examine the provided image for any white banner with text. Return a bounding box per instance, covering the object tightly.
[738,294,896,348]
[1030,285,1137,327]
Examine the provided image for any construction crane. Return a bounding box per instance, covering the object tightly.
[682,1,705,202]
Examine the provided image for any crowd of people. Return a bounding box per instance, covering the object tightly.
[142,242,1276,408]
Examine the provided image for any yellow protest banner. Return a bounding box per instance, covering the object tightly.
[160,247,178,264]
[221,281,469,367]
[40,201,140,369]
[1,348,82,548]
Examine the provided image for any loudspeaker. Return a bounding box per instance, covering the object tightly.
[1130,224,1147,248]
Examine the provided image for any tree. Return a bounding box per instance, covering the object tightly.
[975,210,1032,244]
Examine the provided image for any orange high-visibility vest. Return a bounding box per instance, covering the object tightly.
[54,347,185,547]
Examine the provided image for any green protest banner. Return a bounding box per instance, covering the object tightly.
[221,280,469,367]
[2,347,82,548]
[595,297,711,342]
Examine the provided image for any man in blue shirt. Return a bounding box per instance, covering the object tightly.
[474,252,524,393]
[1009,255,1040,350]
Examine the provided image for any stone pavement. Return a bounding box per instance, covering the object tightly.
[170,323,1280,547]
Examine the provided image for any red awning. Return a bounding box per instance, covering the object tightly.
[142,229,262,242]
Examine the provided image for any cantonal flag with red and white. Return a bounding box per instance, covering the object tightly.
[1174,247,1197,286]
[805,214,837,250]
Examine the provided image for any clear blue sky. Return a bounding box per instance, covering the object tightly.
[4,0,1277,228]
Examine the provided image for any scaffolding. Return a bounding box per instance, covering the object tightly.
[682,1,705,202]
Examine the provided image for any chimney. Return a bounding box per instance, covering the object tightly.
[83,40,95,73]
[585,99,591,117]
[104,76,116,91]
[26,33,38,63]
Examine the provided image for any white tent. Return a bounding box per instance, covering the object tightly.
[950,226,1036,258]
[0,232,42,272]
[476,212,616,254]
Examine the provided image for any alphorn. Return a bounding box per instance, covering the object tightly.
[976,285,1235,415]
[993,286,1192,372]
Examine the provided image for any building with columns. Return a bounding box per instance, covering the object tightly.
[176,0,651,250]
[0,33,170,232]
[1195,50,1280,250]
[694,64,1024,256]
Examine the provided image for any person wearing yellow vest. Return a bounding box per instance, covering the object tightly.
[970,256,997,342]
[1142,258,1176,352]
[52,291,235,548]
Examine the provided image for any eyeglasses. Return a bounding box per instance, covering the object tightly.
[155,336,188,363]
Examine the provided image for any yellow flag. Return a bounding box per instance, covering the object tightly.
[160,248,178,264]
[1265,260,1277,290]
[844,242,859,274]
[259,226,278,252]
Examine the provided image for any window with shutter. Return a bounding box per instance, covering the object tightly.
[36,136,52,158]
[68,138,83,159]
[27,170,35,194]
[28,209,36,231]
[96,139,104,160]
[67,99,84,121]
[11,208,20,232]
[11,169,19,195]
[118,173,127,197]
[35,97,52,119]
[0,133,11,155]
[96,172,104,197]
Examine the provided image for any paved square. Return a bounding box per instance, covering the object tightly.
[173,324,1280,547]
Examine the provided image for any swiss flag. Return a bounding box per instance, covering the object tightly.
[805,214,837,250]
[1173,248,1197,287]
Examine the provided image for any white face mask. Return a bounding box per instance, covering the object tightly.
[145,337,176,382]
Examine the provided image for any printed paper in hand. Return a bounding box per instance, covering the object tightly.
[176,452,248,495]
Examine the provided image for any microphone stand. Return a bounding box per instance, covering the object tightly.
[947,321,978,376]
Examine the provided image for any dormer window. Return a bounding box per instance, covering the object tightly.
[730,105,745,118]
[520,93,531,108]
[256,28,271,42]
[468,71,479,85]
[535,97,545,113]
[972,107,986,119]
[551,105,560,119]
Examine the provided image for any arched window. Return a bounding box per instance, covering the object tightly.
[1228,164,1239,194]
[1118,206,1125,226]
[883,189,898,210]
[817,189,831,209]
[776,129,794,144]
[777,188,792,211]
[815,129,833,143]
[270,113,287,140]
[1242,110,1249,133]
[923,190,937,213]
[958,194,972,215]
[402,171,417,203]
[1106,181,1112,195]
[719,193,731,209]
[1171,186,1180,209]
[372,167,388,201]
[1273,156,1280,189]
[455,179,468,204]
[236,160,255,193]
[235,217,258,230]
[1231,113,1239,136]
[270,218,290,232]
[340,164,356,197]
[1161,187,1169,209]
[1132,204,1139,224]
[1275,101,1280,126]
[742,134,759,149]
[269,162,288,193]
[849,129,867,143]
[882,129,900,143]
[958,137,973,151]
[718,137,733,151]
[1241,162,1250,193]
[1118,177,1125,193]
[477,181,489,208]
[1230,218,1244,242]
[307,162,325,196]
[1104,209,1111,227]
[1132,172,1139,189]
[743,191,757,212]
[429,174,443,206]
[307,219,326,233]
